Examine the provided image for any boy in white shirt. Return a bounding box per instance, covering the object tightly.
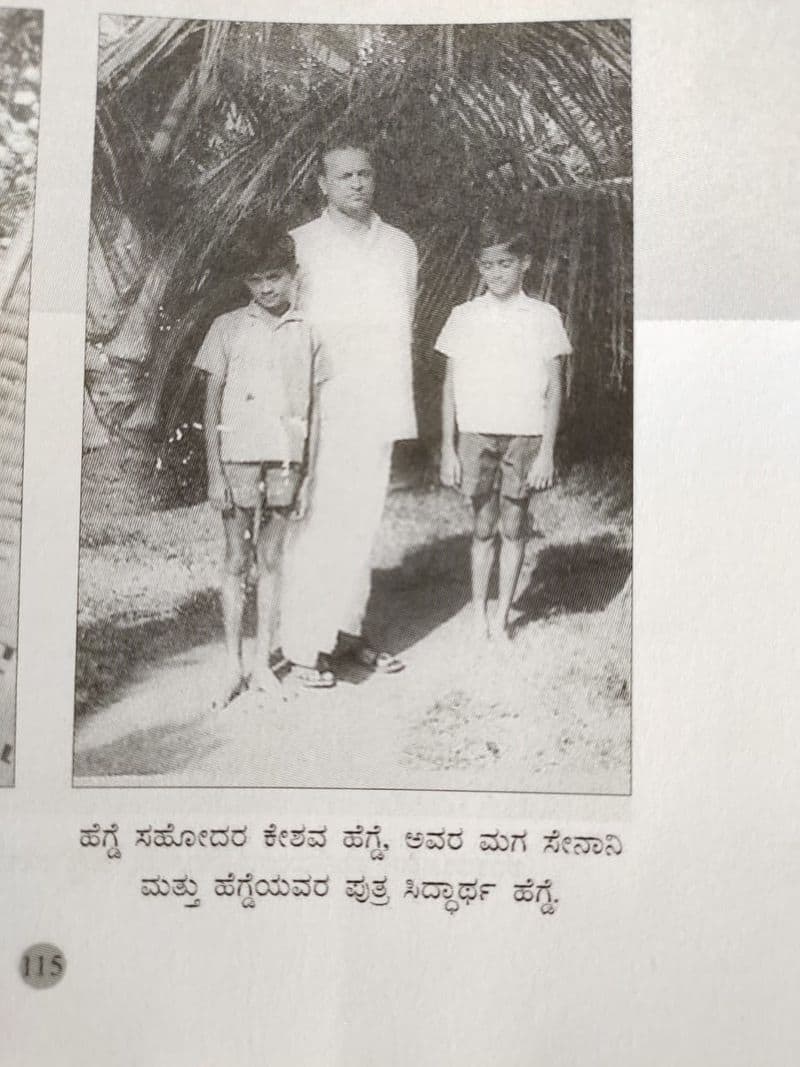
[436,221,572,642]
[194,228,327,705]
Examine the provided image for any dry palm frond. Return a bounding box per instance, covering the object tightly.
[86,19,632,461]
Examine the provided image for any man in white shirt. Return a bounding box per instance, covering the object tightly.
[281,139,418,686]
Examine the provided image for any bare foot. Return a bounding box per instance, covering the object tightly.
[489,616,513,645]
[250,665,284,696]
[472,609,490,642]
[211,670,247,710]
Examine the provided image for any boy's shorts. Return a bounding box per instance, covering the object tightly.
[222,461,303,512]
[459,433,542,500]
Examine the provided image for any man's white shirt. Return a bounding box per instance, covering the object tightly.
[290,210,418,442]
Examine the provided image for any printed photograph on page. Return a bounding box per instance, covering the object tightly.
[74,17,632,792]
[0,9,41,786]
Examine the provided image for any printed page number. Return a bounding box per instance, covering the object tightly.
[20,944,66,989]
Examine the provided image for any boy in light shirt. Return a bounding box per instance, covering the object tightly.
[194,228,327,705]
[437,220,572,642]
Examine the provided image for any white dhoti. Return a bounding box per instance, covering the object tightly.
[281,422,393,666]
[281,210,419,665]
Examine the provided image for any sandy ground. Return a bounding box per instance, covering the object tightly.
[74,460,631,793]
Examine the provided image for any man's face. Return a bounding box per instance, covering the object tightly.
[244,267,295,313]
[477,243,531,300]
[318,147,375,221]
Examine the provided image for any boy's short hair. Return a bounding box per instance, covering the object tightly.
[227,224,297,277]
[476,215,532,258]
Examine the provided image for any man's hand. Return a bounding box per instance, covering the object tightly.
[207,470,233,511]
[440,443,462,488]
[292,477,311,521]
[526,449,556,492]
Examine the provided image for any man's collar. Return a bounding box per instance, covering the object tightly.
[321,207,381,238]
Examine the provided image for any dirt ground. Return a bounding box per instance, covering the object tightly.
[74,454,631,792]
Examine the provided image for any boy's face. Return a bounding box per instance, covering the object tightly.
[477,243,531,300]
[244,267,295,313]
[318,147,375,221]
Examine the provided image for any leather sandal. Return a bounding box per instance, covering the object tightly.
[350,642,405,674]
[289,653,336,689]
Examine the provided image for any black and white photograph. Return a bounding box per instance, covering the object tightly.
[0,7,41,786]
[74,16,632,792]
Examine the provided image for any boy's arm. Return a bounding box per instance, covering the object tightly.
[526,356,563,492]
[203,374,232,510]
[439,357,461,488]
[406,238,419,317]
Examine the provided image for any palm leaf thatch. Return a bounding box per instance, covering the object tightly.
[85,18,631,479]
[0,208,31,771]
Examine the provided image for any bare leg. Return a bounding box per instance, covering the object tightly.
[494,497,528,640]
[217,507,252,705]
[471,494,500,640]
[251,510,288,692]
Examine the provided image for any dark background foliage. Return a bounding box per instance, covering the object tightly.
[85,19,631,503]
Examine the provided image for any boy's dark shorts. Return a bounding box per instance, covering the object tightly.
[459,433,542,500]
[222,461,303,512]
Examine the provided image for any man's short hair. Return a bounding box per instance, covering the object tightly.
[227,224,297,277]
[476,215,532,258]
[317,130,374,174]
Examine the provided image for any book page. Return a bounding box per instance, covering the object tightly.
[2,2,799,1064]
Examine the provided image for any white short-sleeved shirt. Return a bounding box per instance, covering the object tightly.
[290,211,418,442]
[435,291,572,436]
[194,302,326,464]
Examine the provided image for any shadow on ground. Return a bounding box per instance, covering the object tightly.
[76,589,222,721]
[364,534,472,653]
[74,720,224,778]
[514,534,631,624]
[75,535,473,715]
[75,532,630,719]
